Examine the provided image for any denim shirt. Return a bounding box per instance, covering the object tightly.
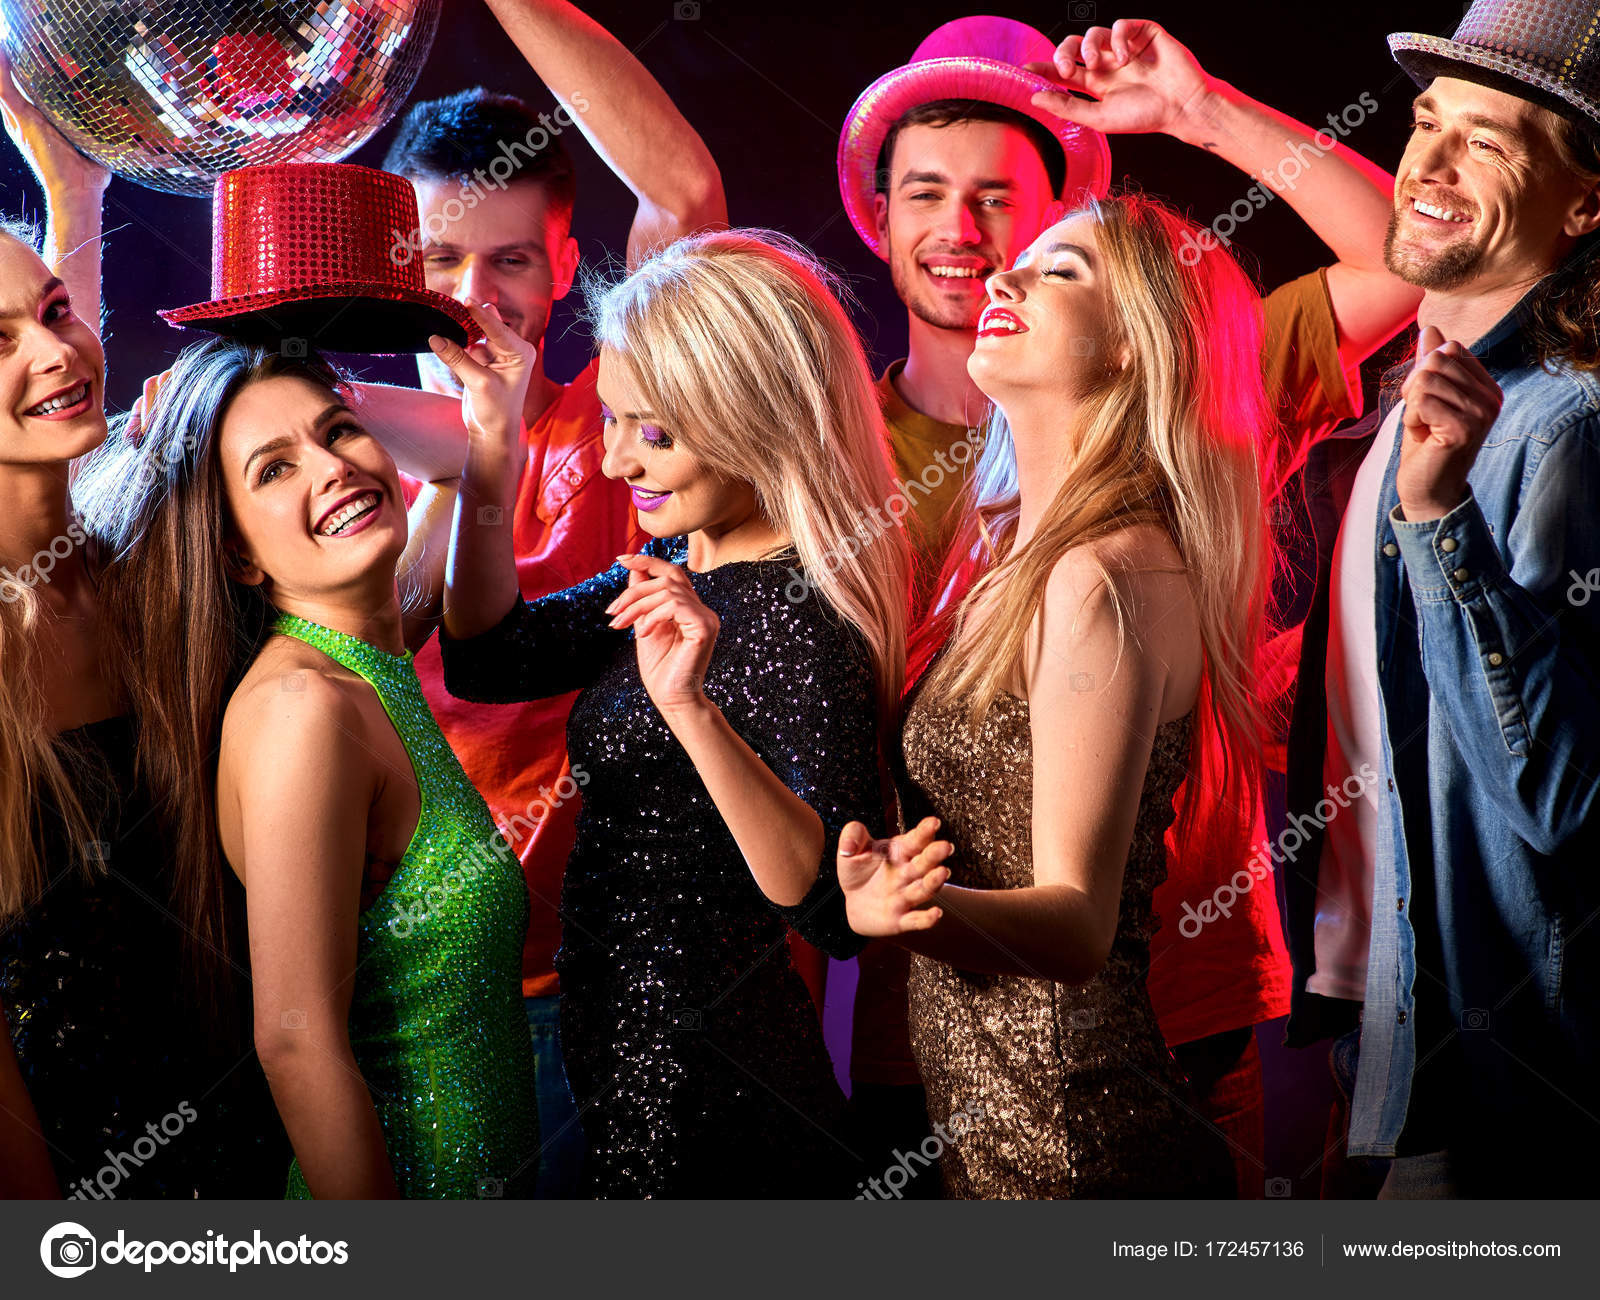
[1346,295,1600,1161]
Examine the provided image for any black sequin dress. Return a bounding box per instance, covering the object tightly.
[0,715,289,1199]
[441,536,876,1198]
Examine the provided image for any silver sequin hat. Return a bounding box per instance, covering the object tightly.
[1389,0,1600,139]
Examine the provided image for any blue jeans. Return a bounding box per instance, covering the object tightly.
[525,994,584,1198]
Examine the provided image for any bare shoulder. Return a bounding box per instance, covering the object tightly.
[1040,524,1193,642]
[220,636,373,775]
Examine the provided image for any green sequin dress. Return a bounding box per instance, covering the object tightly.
[272,614,539,1200]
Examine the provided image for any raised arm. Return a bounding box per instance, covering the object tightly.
[223,672,399,1200]
[1033,19,1420,366]
[482,0,726,268]
[0,49,110,334]
[343,381,472,650]
[0,1001,58,1198]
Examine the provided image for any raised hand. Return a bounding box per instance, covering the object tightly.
[125,368,174,445]
[426,302,530,492]
[1026,19,1212,140]
[836,815,953,938]
[1396,324,1504,521]
[0,47,109,200]
[605,553,720,720]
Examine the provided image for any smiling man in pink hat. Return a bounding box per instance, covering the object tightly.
[840,14,1423,1197]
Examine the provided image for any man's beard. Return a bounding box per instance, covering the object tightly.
[889,249,987,331]
[1383,207,1485,291]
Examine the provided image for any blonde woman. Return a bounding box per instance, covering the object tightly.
[839,194,1269,1198]
[437,229,910,1198]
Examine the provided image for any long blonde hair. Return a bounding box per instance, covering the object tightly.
[585,228,911,727]
[920,193,1273,865]
[0,221,102,920]
[0,580,104,918]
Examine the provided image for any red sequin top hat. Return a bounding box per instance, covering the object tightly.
[837,16,1112,256]
[1390,0,1600,142]
[160,163,477,354]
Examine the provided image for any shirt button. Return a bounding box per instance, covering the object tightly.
[1440,537,1458,552]
[1398,1010,1408,1025]
[1397,898,1405,911]
[1488,652,1504,666]
[1383,543,1399,557]
[1453,567,1470,582]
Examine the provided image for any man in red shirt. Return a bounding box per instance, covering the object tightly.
[386,0,725,1196]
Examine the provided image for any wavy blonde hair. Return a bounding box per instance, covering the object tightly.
[920,193,1273,865]
[585,228,911,728]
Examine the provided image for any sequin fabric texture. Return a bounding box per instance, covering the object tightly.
[900,687,1233,1198]
[272,615,539,1200]
[0,715,288,1198]
[441,536,876,1198]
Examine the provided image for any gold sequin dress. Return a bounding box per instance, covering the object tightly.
[901,685,1233,1199]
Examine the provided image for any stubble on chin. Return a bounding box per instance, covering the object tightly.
[1382,208,1484,291]
[889,251,985,332]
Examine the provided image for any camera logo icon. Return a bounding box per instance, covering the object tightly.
[41,1222,97,1278]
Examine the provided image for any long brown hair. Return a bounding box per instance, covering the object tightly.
[0,221,104,922]
[1525,110,1600,371]
[917,193,1274,870]
[72,337,348,974]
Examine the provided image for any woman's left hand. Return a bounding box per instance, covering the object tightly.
[606,553,719,721]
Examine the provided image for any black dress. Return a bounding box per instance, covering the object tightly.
[441,536,876,1198]
[0,714,288,1199]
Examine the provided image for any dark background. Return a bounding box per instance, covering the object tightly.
[2,0,1458,409]
[0,0,1467,1196]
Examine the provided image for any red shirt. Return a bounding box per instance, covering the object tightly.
[410,359,641,999]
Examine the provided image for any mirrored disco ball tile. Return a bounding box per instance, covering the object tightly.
[0,0,442,195]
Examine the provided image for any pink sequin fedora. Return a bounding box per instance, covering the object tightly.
[837,16,1112,256]
[1390,0,1600,140]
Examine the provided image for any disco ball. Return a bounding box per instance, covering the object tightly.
[0,1,442,196]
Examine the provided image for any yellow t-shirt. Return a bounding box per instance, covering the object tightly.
[875,360,984,579]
